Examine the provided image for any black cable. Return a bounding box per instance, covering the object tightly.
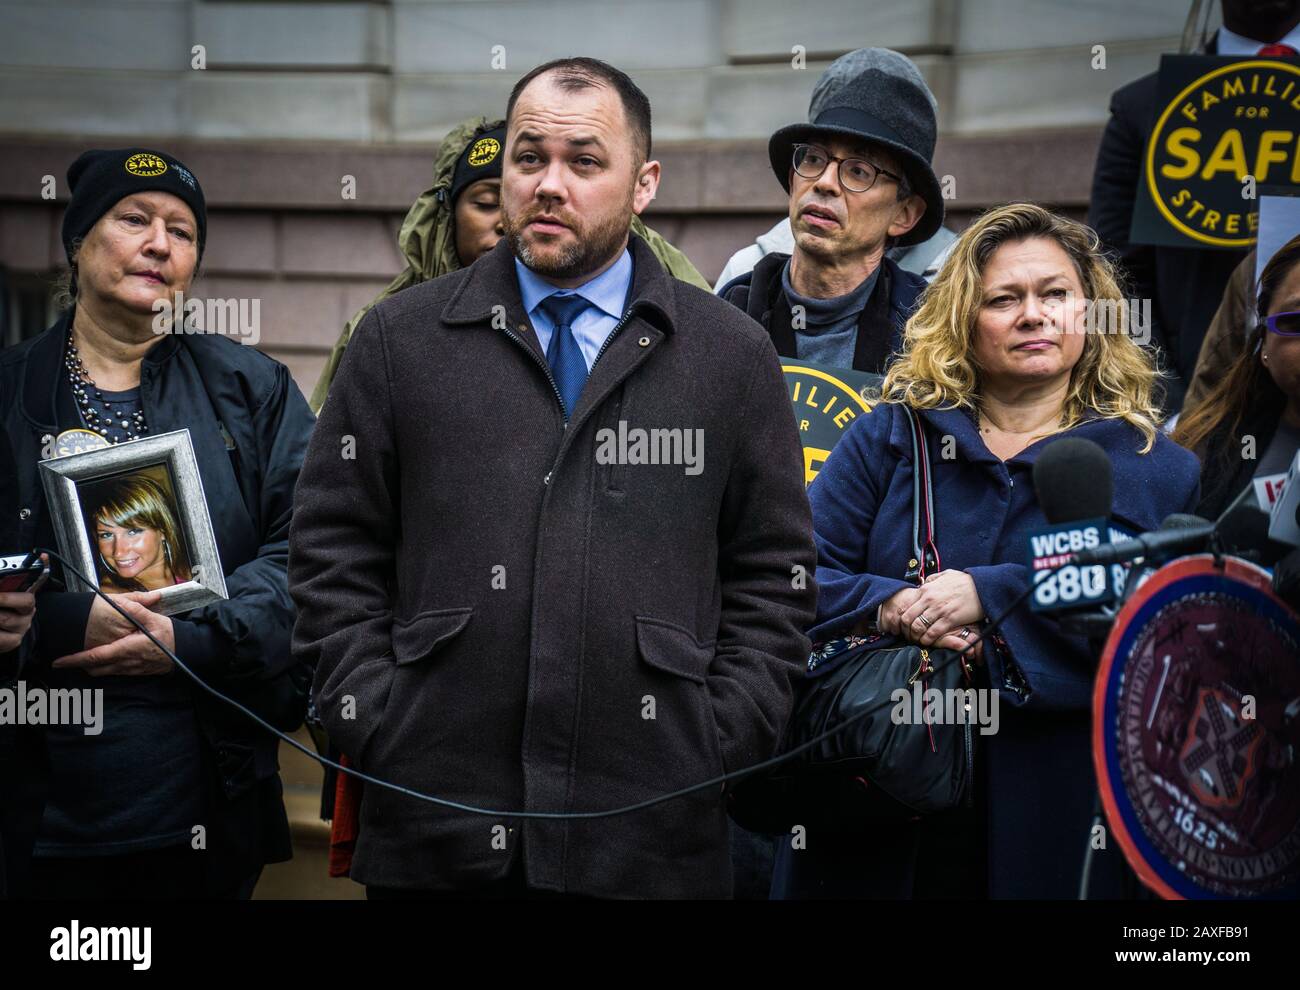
[35,546,1035,821]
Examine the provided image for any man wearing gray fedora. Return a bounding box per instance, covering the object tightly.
[719,48,947,378]
[720,47,948,897]
[715,49,956,292]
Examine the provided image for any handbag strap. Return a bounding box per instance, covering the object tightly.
[901,405,941,584]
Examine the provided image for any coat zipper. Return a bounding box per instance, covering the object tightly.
[964,719,974,807]
[500,306,639,418]
[501,308,641,485]
[501,323,567,417]
[588,306,638,374]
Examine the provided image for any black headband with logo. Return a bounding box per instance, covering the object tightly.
[449,127,506,205]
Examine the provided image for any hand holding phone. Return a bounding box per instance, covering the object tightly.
[0,553,48,594]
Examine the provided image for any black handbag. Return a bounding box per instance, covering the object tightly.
[730,405,976,835]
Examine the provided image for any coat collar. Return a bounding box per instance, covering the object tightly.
[909,403,1115,473]
[912,404,1189,537]
[514,247,632,321]
[912,404,995,468]
[442,232,676,337]
[19,308,181,432]
[750,253,913,374]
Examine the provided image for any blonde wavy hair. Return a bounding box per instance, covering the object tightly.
[879,203,1164,452]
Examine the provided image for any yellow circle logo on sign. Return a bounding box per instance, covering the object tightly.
[783,364,874,486]
[1146,60,1300,248]
[124,153,168,178]
[467,137,501,168]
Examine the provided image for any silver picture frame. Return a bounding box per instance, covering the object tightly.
[38,429,228,616]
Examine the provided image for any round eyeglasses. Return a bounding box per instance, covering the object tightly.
[792,143,902,193]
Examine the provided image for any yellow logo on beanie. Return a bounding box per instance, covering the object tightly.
[467,138,501,168]
[124,153,168,178]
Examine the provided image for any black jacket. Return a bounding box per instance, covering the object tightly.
[1194,388,1287,520]
[1088,36,1247,412]
[718,253,926,374]
[0,426,42,898]
[0,313,316,888]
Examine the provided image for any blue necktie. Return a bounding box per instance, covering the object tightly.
[538,293,592,419]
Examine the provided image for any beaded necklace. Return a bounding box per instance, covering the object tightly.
[64,329,149,443]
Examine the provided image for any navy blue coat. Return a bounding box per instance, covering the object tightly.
[776,401,1201,898]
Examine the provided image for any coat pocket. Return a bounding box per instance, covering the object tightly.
[359,608,474,776]
[390,607,474,666]
[633,615,726,778]
[634,615,714,683]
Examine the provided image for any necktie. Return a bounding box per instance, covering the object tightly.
[1257,43,1298,56]
[538,292,592,419]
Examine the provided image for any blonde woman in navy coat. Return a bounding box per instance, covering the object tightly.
[773,204,1201,899]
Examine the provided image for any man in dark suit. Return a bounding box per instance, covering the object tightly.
[1089,0,1300,412]
[290,57,817,899]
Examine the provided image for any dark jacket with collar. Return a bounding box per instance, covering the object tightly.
[718,253,926,374]
[785,401,1201,898]
[289,233,817,898]
[0,425,42,897]
[0,314,316,887]
[1088,33,1247,413]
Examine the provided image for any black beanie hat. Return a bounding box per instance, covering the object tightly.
[449,126,506,205]
[61,148,207,263]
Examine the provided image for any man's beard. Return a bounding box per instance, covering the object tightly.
[503,194,634,281]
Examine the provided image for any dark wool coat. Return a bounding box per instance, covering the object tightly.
[289,234,817,898]
[0,423,41,897]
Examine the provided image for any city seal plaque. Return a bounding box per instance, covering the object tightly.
[1094,554,1300,899]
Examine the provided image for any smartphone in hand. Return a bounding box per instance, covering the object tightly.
[0,553,49,594]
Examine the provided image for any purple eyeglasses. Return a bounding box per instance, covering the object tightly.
[1261,311,1300,336]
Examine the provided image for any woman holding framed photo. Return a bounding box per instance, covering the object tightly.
[0,148,316,899]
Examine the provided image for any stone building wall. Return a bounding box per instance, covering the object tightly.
[0,0,1201,395]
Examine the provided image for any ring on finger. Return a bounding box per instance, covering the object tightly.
[919,613,932,628]
[958,626,971,641]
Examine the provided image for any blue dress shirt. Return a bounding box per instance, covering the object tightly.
[514,248,633,371]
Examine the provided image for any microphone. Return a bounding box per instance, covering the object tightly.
[1072,513,1216,566]
[1032,431,1223,568]
[1033,438,1113,524]
[1028,438,1122,617]
[1214,482,1292,567]
[1274,547,1300,610]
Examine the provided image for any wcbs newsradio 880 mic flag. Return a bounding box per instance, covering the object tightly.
[1026,437,1129,612]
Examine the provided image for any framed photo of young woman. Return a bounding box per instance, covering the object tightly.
[38,429,228,616]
